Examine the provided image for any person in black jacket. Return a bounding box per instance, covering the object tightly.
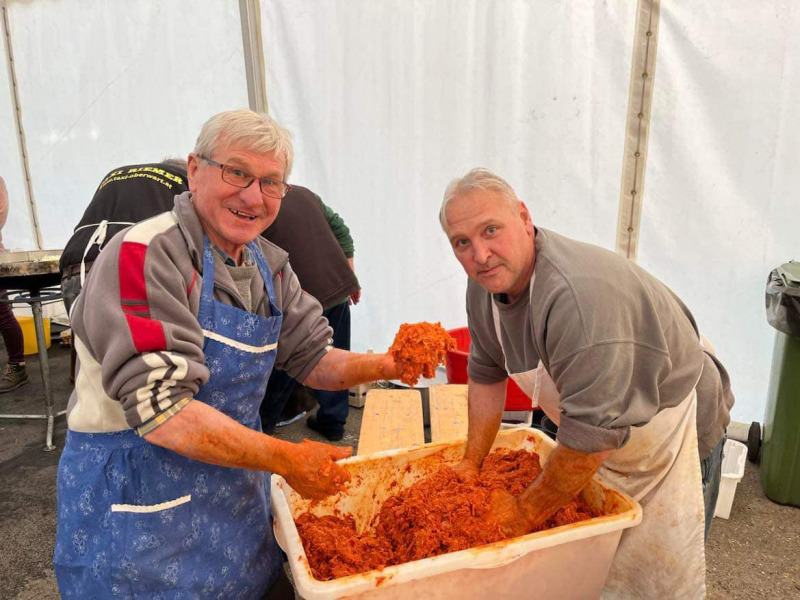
[259,185,361,441]
[59,159,189,314]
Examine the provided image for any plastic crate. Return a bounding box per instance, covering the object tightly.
[445,327,531,411]
[714,439,747,519]
[271,428,642,599]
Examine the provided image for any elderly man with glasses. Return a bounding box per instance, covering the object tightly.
[53,109,405,599]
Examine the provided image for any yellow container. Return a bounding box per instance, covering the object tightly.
[17,316,51,355]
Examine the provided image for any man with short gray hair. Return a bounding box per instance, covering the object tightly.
[54,109,402,598]
[441,167,733,597]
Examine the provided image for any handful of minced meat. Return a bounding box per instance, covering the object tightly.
[389,322,456,386]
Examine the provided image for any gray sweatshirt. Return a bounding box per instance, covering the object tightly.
[467,228,733,458]
[66,192,332,434]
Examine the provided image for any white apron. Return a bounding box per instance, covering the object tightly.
[491,274,706,599]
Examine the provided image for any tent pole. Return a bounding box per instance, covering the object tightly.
[1,1,42,250]
[239,0,269,114]
[615,0,661,261]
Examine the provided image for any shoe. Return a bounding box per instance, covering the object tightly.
[0,362,29,394]
[306,414,344,442]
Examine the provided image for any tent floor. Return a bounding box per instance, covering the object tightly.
[1,341,797,599]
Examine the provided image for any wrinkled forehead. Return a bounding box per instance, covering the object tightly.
[445,189,519,235]
[448,188,517,219]
[217,141,286,177]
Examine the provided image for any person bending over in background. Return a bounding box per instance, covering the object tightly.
[0,176,28,393]
[440,168,734,598]
[260,185,361,441]
[59,159,190,314]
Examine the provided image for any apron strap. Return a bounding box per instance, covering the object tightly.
[199,235,283,321]
[80,219,109,286]
[490,302,511,374]
[74,221,134,233]
[489,272,540,407]
[199,235,217,300]
[490,271,536,371]
[247,240,282,320]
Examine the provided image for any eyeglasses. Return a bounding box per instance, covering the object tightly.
[199,156,291,199]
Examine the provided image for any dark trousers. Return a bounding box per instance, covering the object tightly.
[61,273,83,382]
[61,272,82,316]
[701,435,725,541]
[0,291,24,364]
[260,301,351,435]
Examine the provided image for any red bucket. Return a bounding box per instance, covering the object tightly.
[445,327,532,411]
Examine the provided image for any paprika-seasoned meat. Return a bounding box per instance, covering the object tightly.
[296,448,603,580]
[389,321,456,386]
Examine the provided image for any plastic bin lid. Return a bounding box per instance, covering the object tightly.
[777,261,800,288]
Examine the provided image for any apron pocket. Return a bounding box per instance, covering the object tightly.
[110,494,197,595]
[111,494,191,514]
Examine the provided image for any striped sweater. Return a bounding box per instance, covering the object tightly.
[66,192,332,434]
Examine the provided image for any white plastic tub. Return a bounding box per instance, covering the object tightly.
[271,428,642,600]
[714,439,747,519]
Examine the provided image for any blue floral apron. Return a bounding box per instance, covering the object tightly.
[54,236,284,598]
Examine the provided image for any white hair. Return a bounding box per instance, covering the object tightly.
[194,109,294,177]
[439,168,519,231]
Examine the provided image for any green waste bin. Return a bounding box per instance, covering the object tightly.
[762,261,800,507]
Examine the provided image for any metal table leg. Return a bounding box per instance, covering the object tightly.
[0,287,66,451]
[31,299,56,451]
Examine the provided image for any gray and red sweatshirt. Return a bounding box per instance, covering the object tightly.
[66,192,332,435]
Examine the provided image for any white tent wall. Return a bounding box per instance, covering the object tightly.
[260,0,635,356]
[640,2,800,423]
[0,5,35,251]
[5,0,249,250]
[1,2,795,426]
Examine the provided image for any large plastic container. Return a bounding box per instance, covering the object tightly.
[762,261,800,507]
[445,327,531,411]
[271,428,642,599]
[714,440,747,519]
[17,316,51,355]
